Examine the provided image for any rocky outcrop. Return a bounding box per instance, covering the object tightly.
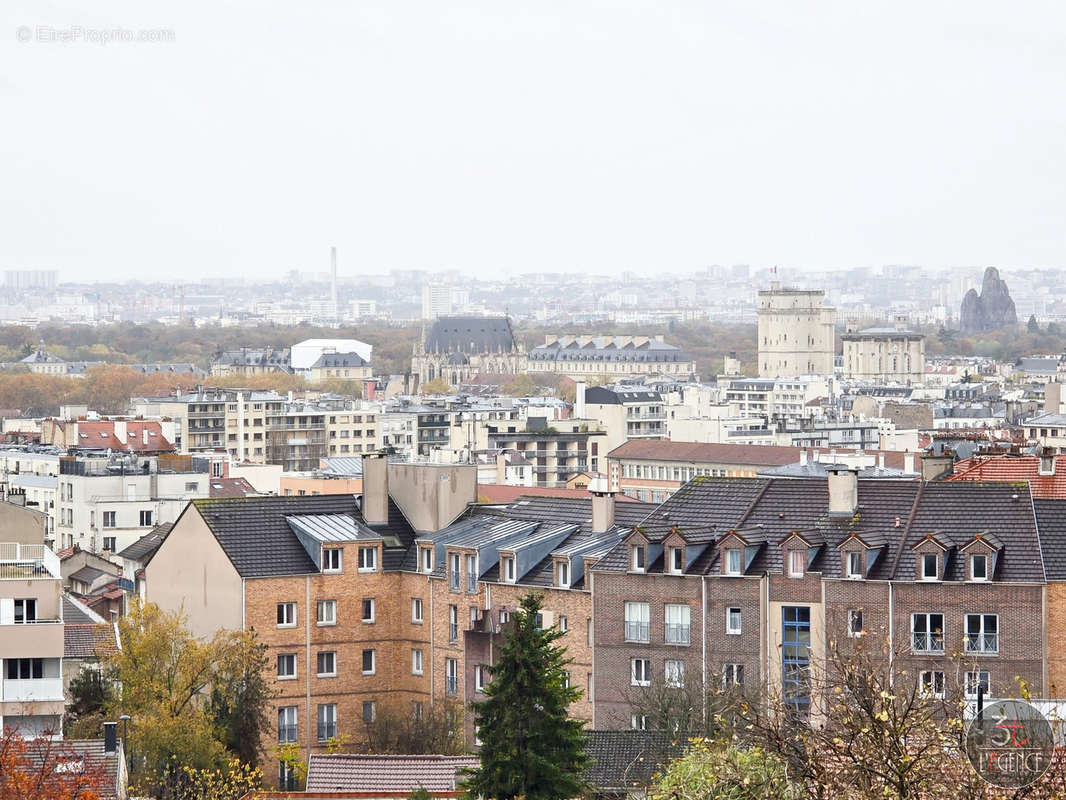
[960,267,1017,334]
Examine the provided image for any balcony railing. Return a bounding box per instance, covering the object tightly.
[665,623,691,645]
[965,633,999,653]
[466,572,477,594]
[2,678,64,702]
[445,676,458,696]
[449,623,458,642]
[0,543,59,579]
[277,725,297,744]
[625,621,650,643]
[449,571,460,592]
[912,632,945,653]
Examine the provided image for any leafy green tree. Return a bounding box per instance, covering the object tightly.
[207,630,273,765]
[462,593,587,800]
[652,739,798,800]
[501,374,537,397]
[65,666,115,740]
[420,377,452,394]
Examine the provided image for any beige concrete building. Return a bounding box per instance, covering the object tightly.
[527,335,696,381]
[842,318,925,385]
[0,540,65,737]
[757,283,836,378]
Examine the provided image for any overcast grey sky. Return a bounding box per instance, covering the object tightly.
[2,1,1064,282]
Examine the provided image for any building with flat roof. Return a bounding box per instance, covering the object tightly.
[756,284,835,378]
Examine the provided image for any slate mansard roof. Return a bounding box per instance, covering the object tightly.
[424,316,519,355]
[596,476,1050,583]
[529,336,691,364]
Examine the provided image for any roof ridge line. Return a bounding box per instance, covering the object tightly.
[888,481,925,578]
[733,479,773,530]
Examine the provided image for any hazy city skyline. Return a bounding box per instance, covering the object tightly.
[3,1,1064,281]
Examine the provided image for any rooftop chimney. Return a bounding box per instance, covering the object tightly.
[1046,382,1062,414]
[827,465,858,517]
[361,452,389,525]
[495,452,507,485]
[1039,447,1056,477]
[920,452,955,482]
[575,381,587,419]
[904,452,915,474]
[590,477,616,533]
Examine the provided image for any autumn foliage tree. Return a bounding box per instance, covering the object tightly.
[0,732,108,800]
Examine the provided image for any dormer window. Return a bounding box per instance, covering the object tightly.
[725,548,742,576]
[556,561,569,588]
[630,545,646,573]
[788,550,806,578]
[322,547,342,573]
[846,551,863,579]
[921,553,938,581]
[502,555,516,584]
[668,546,683,575]
[421,547,434,574]
[970,553,988,582]
[358,546,377,573]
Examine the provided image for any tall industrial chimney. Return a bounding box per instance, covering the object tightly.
[330,246,338,311]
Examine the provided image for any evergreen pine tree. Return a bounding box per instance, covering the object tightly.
[462,593,587,800]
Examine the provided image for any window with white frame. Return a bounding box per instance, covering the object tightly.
[668,546,683,574]
[411,597,424,623]
[558,615,568,633]
[317,703,337,741]
[630,544,646,572]
[919,669,944,698]
[411,648,423,675]
[631,713,648,730]
[965,670,991,697]
[465,553,478,593]
[421,547,434,574]
[556,560,570,588]
[911,612,945,653]
[322,547,342,573]
[316,651,337,677]
[277,706,297,743]
[723,663,744,688]
[624,601,650,642]
[316,600,336,626]
[277,603,296,627]
[502,555,516,583]
[788,549,806,578]
[970,553,988,581]
[847,609,864,637]
[277,653,296,679]
[846,550,863,579]
[362,648,376,675]
[726,606,742,635]
[475,664,486,692]
[449,605,458,642]
[725,548,742,576]
[445,658,458,696]
[965,614,998,653]
[631,658,651,687]
[449,552,461,590]
[358,546,377,572]
[363,701,376,723]
[921,553,938,580]
[664,659,685,688]
[665,604,691,645]
[362,598,375,623]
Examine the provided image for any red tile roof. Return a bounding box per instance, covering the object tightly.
[476,484,641,504]
[306,754,479,793]
[75,421,173,452]
[947,454,1066,499]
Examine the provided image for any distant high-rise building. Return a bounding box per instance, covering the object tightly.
[756,282,835,377]
[5,269,57,290]
[421,285,470,320]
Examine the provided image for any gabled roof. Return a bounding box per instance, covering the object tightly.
[64,622,118,659]
[584,731,689,791]
[1036,499,1066,580]
[117,522,172,563]
[947,454,1066,499]
[19,738,124,800]
[189,495,361,578]
[209,477,259,498]
[424,316,518,355]
[305,753,479,793]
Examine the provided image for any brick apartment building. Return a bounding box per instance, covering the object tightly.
[592,466,1050,729]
